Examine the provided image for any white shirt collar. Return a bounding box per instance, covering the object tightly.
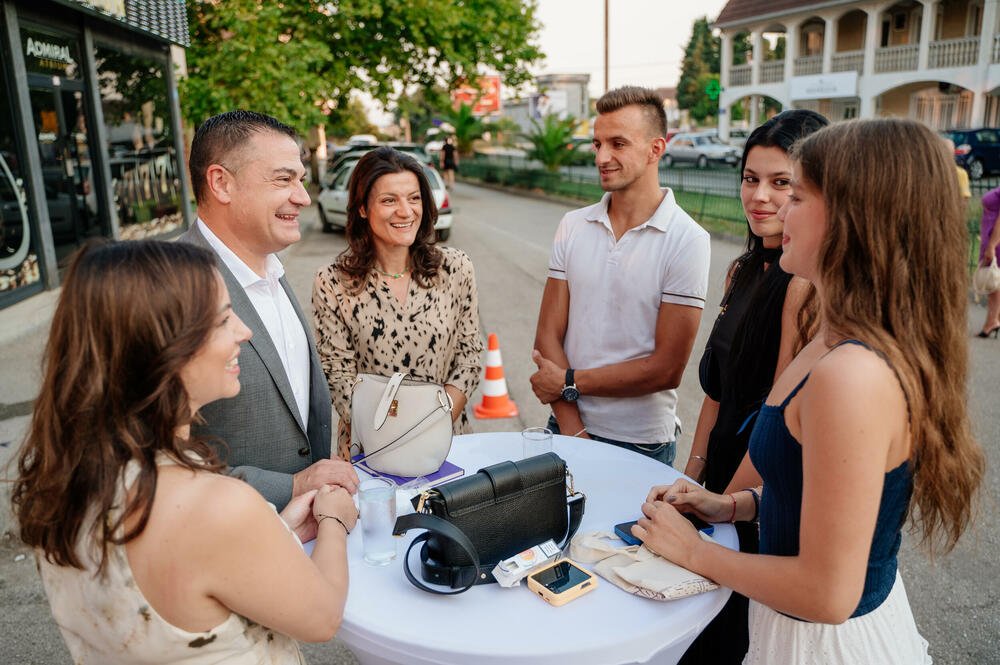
[585,188,677,233]
[196,218,284,288]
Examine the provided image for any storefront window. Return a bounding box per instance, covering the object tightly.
[21,27,81,79]
[95,46,182,239]
[0,60,41,297]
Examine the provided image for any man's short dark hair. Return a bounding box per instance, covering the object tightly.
[595,86,667,139]
[188,110,298,204]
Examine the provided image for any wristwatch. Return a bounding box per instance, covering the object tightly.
[561,369,580,402]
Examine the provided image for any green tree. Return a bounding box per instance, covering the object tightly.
[181,0,544,135]
[522,114,582,172]
[327,97,378,140]
[677,20,757,123]
[442,103,485,155]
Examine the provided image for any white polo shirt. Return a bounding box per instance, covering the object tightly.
[547,189,710,443]
[198,219,311,429]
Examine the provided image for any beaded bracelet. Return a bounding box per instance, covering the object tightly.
[737,488,761,523]
[316,514,351,535]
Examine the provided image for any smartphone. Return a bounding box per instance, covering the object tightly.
[526,559,598,606]
[614,514,715,544]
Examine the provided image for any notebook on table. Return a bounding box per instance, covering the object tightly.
[350,455,465,489]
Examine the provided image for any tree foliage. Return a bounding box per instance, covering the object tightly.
[180,0,544,135]
[522,114,582,172]
[676,18,754,123]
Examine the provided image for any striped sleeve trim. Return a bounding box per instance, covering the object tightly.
[662,291,705,302]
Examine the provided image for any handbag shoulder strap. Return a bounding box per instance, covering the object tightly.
[374,372,409,430]
[393,512,482,594]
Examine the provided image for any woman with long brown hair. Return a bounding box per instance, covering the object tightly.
[635,119,983,663]
[13,240,358,664]
[313,147,482,459]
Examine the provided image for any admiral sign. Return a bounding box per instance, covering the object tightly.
[790,72,859,101]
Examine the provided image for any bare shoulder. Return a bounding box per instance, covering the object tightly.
[805,342,905,411]
[153,468,272,533]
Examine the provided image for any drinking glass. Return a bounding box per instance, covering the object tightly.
[359,478,397,565]
[521,427,553,459]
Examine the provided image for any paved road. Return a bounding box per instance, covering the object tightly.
[0,181,997,663]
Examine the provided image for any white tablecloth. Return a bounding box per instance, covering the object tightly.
[311,432,737,665]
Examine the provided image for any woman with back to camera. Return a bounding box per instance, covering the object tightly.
[13,240,358,664]
[313,147,482,459]
[636,119,983,664]
[977,183,1000,337]
[678,110,826,665]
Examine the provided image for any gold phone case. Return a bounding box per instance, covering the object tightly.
[526,559,598,606]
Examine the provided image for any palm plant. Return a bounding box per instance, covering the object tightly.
[522,114,585,172]
[441,103,485,155]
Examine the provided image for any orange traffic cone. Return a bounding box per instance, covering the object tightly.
[474,333,519,419]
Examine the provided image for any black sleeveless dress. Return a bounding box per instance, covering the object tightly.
[680,257,790,665]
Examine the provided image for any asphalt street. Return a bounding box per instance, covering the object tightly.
[0,181,997,663]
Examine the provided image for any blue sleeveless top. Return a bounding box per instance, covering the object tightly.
[747,340,913,619]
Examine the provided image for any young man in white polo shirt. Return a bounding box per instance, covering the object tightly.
[530,86,710,465]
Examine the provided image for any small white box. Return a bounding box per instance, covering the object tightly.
[491,539,562,588]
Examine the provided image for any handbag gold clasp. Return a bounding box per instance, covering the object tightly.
[388,399,398,417]
[416,491,431,514]
[566,470,585,500]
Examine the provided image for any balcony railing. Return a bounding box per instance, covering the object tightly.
[730,64,751,86]
[761,60,784,83]
[832,50,864,73]
[993,34,1000,63]
[794,55,823,76]
[929,36,979,68]
[874,44,918,73]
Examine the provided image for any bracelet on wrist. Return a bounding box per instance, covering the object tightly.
[316,513,351,535]
[727,494,737,523]
[737,487,761,523]
[690,455,707,464]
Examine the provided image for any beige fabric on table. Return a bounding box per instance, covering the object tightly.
[569,531,719,601]
[37,456,305,665]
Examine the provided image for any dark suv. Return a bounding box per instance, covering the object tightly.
[946,128,1000,180]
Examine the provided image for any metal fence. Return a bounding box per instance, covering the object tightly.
[461,156,991,271]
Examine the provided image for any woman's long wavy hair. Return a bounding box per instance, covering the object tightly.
[335,147,442,293]
[12,239,227,570]
[792,119,984,553]
[727,110,827,405]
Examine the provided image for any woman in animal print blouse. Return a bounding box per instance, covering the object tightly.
[312,148,483,460]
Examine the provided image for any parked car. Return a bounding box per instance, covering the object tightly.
[664,132,740,168]
[326,143,434,179]
[945,128,1000,180]
[317,159,454,241]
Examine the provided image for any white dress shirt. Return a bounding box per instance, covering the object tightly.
[197,219,311,429]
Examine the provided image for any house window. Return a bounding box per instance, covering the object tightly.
[968,2,984,36]
[893,12,907,31]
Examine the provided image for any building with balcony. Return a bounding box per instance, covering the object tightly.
[713,0,1000,140]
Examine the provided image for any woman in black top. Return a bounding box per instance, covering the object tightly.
[678,110,827,665]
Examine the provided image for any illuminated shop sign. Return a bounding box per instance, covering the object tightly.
[71,0,126,19]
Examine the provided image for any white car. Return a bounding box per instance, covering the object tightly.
[664,132,740,168]
[317,159,454,241]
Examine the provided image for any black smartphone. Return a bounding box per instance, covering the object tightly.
[614,513,715,544]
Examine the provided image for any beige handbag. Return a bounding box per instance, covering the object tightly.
[350,373,453,476]
[973,256,1000,301]
[569,531,719,601]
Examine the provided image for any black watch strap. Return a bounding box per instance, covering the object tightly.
[565,368,575,388]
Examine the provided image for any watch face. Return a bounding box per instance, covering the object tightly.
[562,386,580,402]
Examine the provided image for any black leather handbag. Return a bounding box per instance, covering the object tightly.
[393,452,586,594]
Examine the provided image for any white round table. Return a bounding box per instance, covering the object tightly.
[318,432,736,665]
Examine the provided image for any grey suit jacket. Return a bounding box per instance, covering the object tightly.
[179,224,332,509]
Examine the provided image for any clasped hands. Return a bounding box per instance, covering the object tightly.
[530,349,566,403]
[284,457,361,542]
[632,479,732,569]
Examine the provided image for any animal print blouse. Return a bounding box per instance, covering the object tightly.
[312,246,483,460]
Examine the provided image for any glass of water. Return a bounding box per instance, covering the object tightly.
[521,427,553,459]
[359,478,397,566]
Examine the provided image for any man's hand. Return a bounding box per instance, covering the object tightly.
[292,459,360,498]
[530,350,566,404]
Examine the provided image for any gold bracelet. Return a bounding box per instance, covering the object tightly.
[316,514,351,535]
[691,455,707,464]
[572,428,587,437]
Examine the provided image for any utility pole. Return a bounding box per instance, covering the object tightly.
[604,0,609,92]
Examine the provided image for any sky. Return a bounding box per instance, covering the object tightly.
[531,0,731,97]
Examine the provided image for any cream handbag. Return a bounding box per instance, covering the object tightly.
[973,256,1000,301]
[350,373,453,476]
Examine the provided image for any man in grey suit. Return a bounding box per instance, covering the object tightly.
[180,110,357,510]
